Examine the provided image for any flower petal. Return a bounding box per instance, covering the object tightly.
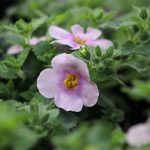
[71,44,81,50]
[54,92,83,112]
[29,36,46,45]
[51,39,78,49]
[7,45,23,55]
[71,24,84,36]
[126,123,150,147]
[37,69,58,98]
[90,39,113,50]
[51,53,89,78]
[80,80,99,107]
[49,25,71,40]
[86,27,102,40]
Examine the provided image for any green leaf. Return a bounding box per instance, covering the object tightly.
[30,17,47,32]
[32,41,56,63]
[0,56,21,79]
[17,46,30,66]
[122,80,150,102]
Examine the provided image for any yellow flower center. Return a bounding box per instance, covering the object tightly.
[64,73,78,90]
[74,36,86,45]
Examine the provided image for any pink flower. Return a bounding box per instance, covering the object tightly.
[37,53,99,112]
[7,36,46,55]
[7,45,23,55]
[29,36,46,45]
[49,24,113,50]
[126,120,150,147]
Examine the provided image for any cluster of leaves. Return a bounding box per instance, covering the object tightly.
[0,0,150,150]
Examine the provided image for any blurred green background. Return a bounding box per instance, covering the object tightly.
[0,0,150,150]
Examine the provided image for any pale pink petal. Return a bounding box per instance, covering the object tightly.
[29,36,46,45]
[71,44,81,50]
[126,123,150,147]
[85,27,102,40]
[51,53,89,78]
[52,39,78,49]
[80,80,99,106]
[7,45,23,55]
[90,39,113,49]
[37,69,58,98]
[54,92,83,112]
[49,25,71,40]
[29,37,38,45]
[71,24,84,36]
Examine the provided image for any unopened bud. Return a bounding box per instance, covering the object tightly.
[140,32,149,43]
[139,8,148,20]
[132,25,140,33]
[94,46,102,57]
[78,46,91,60]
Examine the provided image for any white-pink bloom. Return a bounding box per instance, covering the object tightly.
[37,53,99,112]
[126,120,150,147]
[7,36,46,55]
[49,24,113,50]
[7,45,23,55]
[29,36,46,45]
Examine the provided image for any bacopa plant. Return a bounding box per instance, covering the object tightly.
[0,0,150,150]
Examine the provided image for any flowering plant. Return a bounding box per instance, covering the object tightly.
[0,0,150,150]
[49,24,113,49]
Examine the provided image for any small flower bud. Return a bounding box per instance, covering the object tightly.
[97,11,103,20]
[16,21,24,30]
[30,103,39,112]
[132,25,140,33]
[93,58,99,64]
[140,32,149,43]
[41,113,49,123]
[105,46,113,57]
[139,8,148,20]
[78,46,91,60]
[94,46,102,57]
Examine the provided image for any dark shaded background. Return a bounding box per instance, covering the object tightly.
[0,0,17,18]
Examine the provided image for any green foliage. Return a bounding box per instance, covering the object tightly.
[32,41,56,63]
[0,101,38,150]
[52,121,125,150]
[123,80,150,102]
[0,1,150,150]
[0,55,24,79]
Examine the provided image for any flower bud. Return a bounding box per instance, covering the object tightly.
[97,11,103,20]
[132,25,140,33]
[30,103,39,112]
[139,8,148,20]
[41,113,49,123]
[140,32,149,43]
[105,46,113,57]
[78,46,91,60]
[93,58,99,64]
[94,46,102,57]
